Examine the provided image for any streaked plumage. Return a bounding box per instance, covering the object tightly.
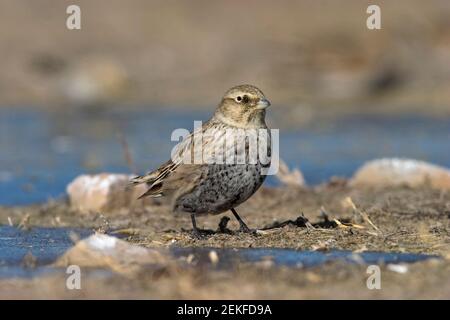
[131,84,271,237]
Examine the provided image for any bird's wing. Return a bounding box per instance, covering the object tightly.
[159,163,207,200]
[130,137,193,198]
[130,121,219,198]
[130,158,178,198]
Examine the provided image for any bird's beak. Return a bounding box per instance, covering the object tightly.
[256,98,271,110]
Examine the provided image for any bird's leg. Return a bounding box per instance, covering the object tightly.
[231,208,253,233]
[190,214,204,239]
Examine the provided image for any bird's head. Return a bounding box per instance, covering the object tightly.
[214,84,270,128]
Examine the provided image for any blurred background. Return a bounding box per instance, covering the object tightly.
[0,0,449,205]
[1,0,450,115]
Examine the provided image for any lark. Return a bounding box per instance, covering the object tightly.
[131,85,271,237]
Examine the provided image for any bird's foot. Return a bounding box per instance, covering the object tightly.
[231,208,257,235]
[238,224,258,235]
[191,228,207,239]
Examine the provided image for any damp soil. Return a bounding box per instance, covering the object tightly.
[0,185,449,299]
[1,185,449,255]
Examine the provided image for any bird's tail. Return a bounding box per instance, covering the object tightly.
[129,174,150,185]
[129,173,163,199]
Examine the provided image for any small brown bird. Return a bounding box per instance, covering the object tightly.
[131,85,271,237]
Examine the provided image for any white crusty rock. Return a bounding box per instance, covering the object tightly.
[275,159,306,187]
[54,234,170,274]
[66,173,147,212]
[350,158,450,189]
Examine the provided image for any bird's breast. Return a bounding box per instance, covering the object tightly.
[200,124,271,167]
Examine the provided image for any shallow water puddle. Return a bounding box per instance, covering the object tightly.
[0,226,439,278]
[1,109,449,205]
[0,226,92,278]
[171,247,436,269]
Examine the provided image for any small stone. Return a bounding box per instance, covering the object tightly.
[276,158,305,187]
[387,264,408,274]
[54,234,170,275]
[186,254,195,264]
[208,250,219,265]
[350,158,450,190]
[66,173,147,213]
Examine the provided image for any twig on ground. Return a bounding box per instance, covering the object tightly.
[261,213,314,230]
[343,197,382,234]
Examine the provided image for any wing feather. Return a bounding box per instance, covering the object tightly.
[130,121,217,198]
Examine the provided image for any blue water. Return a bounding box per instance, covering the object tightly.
[0,226,91,266]
[0,226,92,278]
[171,247,436,269]
[0,226,438,278]
[1,108,449,205]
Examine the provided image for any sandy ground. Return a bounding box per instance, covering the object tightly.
[1,184,449,299]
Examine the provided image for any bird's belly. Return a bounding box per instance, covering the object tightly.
[175,164,266,215]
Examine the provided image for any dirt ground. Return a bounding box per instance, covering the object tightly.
[1,184,449,299]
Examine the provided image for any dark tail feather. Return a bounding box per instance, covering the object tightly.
[137,182,163,199]
[129,175,149,186]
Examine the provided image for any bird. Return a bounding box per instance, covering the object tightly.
[130,84,271,238]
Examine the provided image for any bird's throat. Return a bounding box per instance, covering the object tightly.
[214,108,267,129]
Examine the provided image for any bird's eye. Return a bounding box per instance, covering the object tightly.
[236,96,242,102]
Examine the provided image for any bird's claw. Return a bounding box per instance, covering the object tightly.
[191,229,206,239]
[238,225,258,236]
